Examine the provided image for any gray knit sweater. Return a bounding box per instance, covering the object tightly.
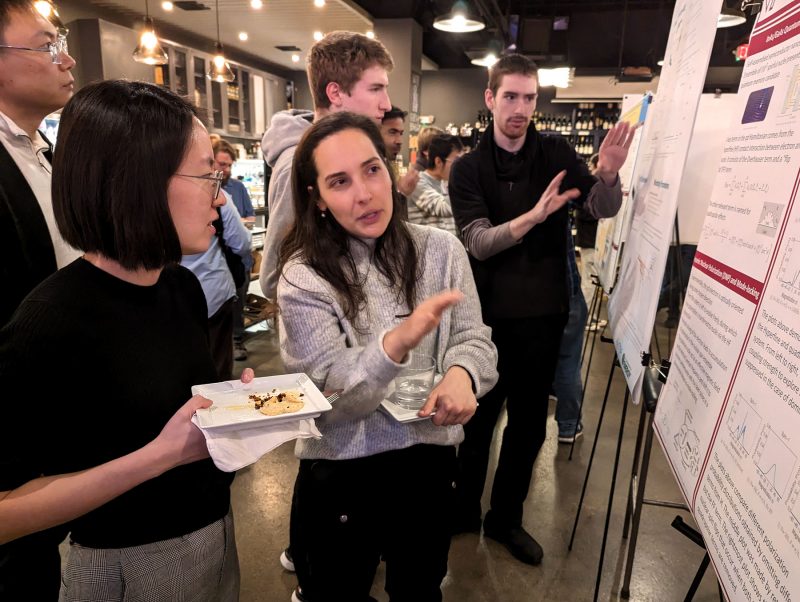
[277,223,498,460]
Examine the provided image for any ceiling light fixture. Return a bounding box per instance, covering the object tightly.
[314,0,325,6]
[471,52,498,67]
[161,1,173,10]
[34,1,67,34]
[433,1,485,33]
[313,31,324,41]
[238,31,248,41]
[250,0,263,8]
[366,30,375,39]
[717,5,747,28]
[538,67,573,88]
[291,54,300,63]
[132,0,168,65]
[207,0,235,82]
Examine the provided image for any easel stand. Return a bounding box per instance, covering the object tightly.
[618,361,722,602]
[568,277,608,461]
[567,351,630,602]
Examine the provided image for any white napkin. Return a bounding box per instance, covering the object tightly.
[192,415,321,472]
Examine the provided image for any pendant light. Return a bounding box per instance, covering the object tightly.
[433,1,485,33]
[718,2,747,28]
[207,0,235,83]
[132,0,168,65]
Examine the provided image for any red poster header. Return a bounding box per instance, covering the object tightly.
[749,5,800,57]
[693,251,764,304]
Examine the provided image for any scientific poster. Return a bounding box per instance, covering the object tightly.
[655,1,800,599]
[607,0,723,401]
[595,93,652,293]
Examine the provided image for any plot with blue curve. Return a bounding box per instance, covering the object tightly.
[726,394,763,455]
[754,427,797,499]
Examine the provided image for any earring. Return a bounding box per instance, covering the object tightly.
[320,210,327,218]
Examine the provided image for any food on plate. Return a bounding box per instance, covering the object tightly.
[248,389,305,416]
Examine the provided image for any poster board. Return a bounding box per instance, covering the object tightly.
[595,93,652,293]
[654,1,800,599]
[607,0,723,402]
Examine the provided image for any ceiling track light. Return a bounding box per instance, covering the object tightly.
[34,1,68,34]
[433,1,485,33]
[132,0,168,65]
[207,0,235,82]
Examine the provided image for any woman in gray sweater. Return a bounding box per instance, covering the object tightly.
[277,112,498,602]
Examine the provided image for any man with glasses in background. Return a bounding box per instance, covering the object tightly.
[181,160,252,381]
[0,1,77,598]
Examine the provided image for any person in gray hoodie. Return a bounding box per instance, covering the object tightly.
[259,31,394,300]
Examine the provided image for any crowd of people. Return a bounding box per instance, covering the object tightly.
[0,1,637,600]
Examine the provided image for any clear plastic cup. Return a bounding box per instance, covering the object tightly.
[394,352,436,410]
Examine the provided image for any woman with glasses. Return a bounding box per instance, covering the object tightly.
[277,112,497,601]
[0,80,245,601]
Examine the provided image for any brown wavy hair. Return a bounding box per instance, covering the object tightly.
[278,112,419,321]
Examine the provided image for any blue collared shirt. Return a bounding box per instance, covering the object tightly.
[223,178,255,218]
[181,193,252,317]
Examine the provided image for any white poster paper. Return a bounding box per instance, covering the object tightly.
[655,1,800,599]
[607,0,723,401]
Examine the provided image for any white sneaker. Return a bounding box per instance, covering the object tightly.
[280,547,295,572]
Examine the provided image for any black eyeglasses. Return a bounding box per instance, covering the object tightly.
[176,170,224,199]
[0,34,69,64]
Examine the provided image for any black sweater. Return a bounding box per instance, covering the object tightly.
[0,259,233,548]
[450,124,596,320]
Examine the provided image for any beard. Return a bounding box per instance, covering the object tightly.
[498,118,529,140]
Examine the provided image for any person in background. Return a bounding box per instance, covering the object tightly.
[380,105,419,219]
[260,31,393,302]
[277,111,497,602]
[0,1,78,596]
[0,0,79,329]
[576,153,604,330]
[380,105,406,160]
[449,53,635,566]
[182,180,251,381]
[407,133,463,237]
[214,138,254,360]
[0,79,249,601]
[413,126,444,171]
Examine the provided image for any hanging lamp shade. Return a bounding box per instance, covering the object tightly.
[133,16,168,65]
[208,42,235,82]
[434,1,485,33]
[717,6,747,28]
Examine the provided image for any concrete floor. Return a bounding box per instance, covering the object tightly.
[229,309,725,602]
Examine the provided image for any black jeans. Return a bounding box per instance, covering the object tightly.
[293,444,456,602]
[456,313,568,527]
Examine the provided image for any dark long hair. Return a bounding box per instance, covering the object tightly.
[278,112,419,321]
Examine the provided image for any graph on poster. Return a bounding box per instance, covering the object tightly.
[777,237,800,291]
[753,426,797,500]
[726,393,763,455]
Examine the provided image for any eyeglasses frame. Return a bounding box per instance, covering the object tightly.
[0,34,69,64]
[175,170,225,200]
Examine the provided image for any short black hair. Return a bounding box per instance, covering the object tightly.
[428,134,463,167]
[53,80,199,270]
[0,0,36,43]
[382,106,407,122]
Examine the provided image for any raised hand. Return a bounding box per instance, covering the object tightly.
[382,290,464,363]
[596,121,639,182]
[397,165,420,196]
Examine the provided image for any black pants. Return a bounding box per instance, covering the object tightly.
[208,297,235,381]
[294,444,456,602]
[0,525,68,600]
[456,313,568,527]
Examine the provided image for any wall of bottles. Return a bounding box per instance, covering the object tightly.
[533,102,622,157]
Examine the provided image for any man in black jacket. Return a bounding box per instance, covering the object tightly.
[450,53,636,565]
[0,0,77,328]
[0,1,77,598]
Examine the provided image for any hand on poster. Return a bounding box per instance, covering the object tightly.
[596,121,640,184]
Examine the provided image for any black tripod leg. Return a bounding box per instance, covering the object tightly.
[593,388,630,602]
[621,411,656,598]
[684,553,710,602]
[622,402,648,540]
[568,358,617,551]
